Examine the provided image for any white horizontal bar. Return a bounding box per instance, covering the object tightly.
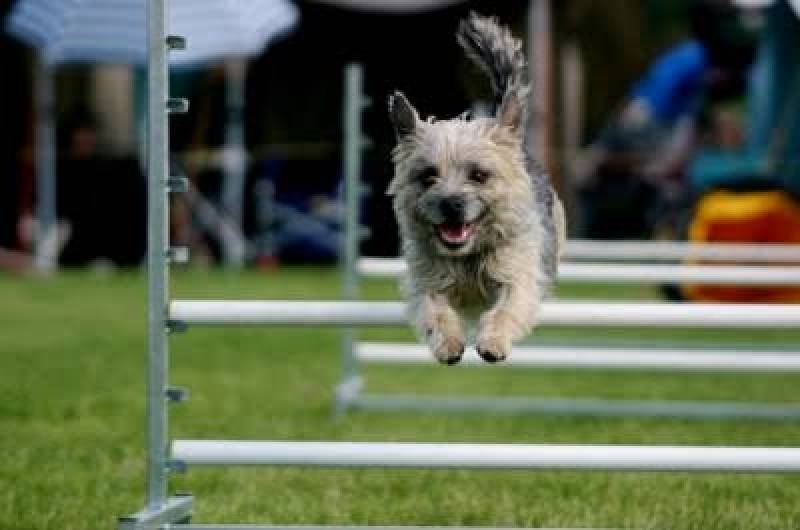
[349,394,800,421]
[356,342,800,372]
[170,300,800,328]
[358,259,800,285]
[560,263,800,284]
[172,440,800,472]
[566,239,800,262]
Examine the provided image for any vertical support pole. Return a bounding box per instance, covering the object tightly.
[337,63,366,413]
[146,0,169,510]
[33,58,57,272]
[220,59,247,267]
[222,60,246,229]
[527,0,553,172]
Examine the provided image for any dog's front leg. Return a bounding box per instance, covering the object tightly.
[411,292,465,365]
[476,283,538,363]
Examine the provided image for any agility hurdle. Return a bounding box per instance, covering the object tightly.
[119,2,800,528]
[337,76,800,421]
[174,300,800,421]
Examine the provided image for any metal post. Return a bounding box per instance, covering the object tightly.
[220,59,247,267]
[119,4,194,526]
[337,63,366,413]
[146,0,169,510]
[34,58,57,272]
[527,0,553,171]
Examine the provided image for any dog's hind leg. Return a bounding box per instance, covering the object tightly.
[411,292,466,365]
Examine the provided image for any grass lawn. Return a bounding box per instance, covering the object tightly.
[2,267,800,529]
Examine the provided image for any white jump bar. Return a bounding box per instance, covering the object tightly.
[356,342,800,372]
[566,240,800,262]
[170,300,800,328]
[171,440,800,472]
[358,259,800,285]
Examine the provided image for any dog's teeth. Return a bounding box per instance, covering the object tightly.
[438,223,474,244]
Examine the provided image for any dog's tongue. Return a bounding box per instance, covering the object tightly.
[439,223,474,244]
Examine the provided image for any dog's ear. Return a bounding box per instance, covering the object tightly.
[496,90,525,138]
[388,91,420,140]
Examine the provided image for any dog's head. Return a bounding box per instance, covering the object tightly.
[387,91,532,257]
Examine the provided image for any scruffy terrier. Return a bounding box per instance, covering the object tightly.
[387,13,565,365]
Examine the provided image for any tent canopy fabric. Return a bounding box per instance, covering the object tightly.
[313,0,465,13]
[731,0,800,16]
[6,0,299,66]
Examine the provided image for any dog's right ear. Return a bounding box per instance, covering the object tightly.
[388,91,419,140]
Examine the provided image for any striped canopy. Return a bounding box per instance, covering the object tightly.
[6,0,299,66]
[731,0,800,15]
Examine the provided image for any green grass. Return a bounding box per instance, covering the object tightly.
[2,268,800,529]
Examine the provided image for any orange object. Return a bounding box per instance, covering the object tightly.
[683,190,800,302]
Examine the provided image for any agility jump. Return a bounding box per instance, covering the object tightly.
[119,1,800,528]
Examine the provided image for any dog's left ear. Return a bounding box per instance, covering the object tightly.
[388,91,420,140]
[496,90,525,139]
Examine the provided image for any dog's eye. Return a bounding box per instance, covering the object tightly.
[469,168,490,184]
[416,167,438,187]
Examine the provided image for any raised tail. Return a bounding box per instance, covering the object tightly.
[456,12,529,122]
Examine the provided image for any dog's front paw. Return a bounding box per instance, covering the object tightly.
[428,330,466,365]
[475,331,511,363]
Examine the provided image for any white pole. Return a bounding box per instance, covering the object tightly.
[556,263,800,284]
[172,440,800,472]
[565,239,800,263]
[358,258,800,285]
[219,59,247,267]
[33,58,57,272]
[169,300,800,328]
[356,342,800,373]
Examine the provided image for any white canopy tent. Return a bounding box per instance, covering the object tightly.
[6,0,298,269]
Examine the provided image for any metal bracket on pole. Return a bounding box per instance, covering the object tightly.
[167,176,189,193]
[165,386,189,403]
[167,246,189,264]
[167,98,189,114]
[167,319,188,333]
[166,459,187,473]
[166,35,186,50]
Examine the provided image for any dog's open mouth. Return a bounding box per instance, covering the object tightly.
[436,222,475,248]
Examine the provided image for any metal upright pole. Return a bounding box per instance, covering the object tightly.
[219,59,248,267]
[222,61,247,228]
[146,0,169,510]
[527,0,553,171]
[33,58,57,272]
[337,63,366,413]
[119,1,193,526]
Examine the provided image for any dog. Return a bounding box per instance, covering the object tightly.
[386,13,565,365]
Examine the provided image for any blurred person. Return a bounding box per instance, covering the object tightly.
[577,0,760,239]
[57,113,146,266]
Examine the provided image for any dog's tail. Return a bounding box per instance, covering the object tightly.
[456,12,529,120]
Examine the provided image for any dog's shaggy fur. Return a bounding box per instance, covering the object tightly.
[387,13,566,364]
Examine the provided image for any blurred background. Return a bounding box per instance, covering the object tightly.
[2,0,799,279]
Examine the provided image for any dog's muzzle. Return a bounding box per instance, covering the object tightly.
[434,195,479,250]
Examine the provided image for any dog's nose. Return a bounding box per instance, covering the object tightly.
[439,196,466,220]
